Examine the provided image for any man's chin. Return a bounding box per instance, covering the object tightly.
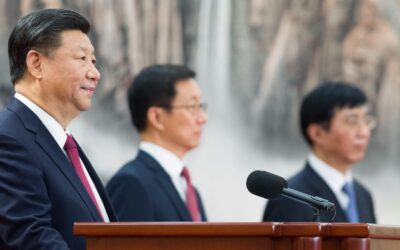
[349,154,366,164]
[78,105,91,113]
[78,101,93,111]
[186,142,200,151]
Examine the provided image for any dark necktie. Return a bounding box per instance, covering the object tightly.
[342,182,359,223]
[64,134,104,221]
[181,167,201,221]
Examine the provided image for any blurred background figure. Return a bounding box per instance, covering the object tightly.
[107,65,208,222]
[263,82,376,223]
[1,0,400,223]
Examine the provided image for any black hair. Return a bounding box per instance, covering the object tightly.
[127,64,196,132]
[8,8,90,84]
[300,81,368,145]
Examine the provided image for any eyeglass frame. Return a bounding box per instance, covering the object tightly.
[342,114,377,130]
[156,102,208,115]
[319,113,377,131]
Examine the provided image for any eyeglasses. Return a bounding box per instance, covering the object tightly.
[343,114,376,130]
[158,102,208,115]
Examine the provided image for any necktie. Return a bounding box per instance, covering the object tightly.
[64,134,103,221]
[342,182,360,223]
[181,167,201,221]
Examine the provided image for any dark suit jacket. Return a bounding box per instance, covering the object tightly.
[106,150,207,222]
[0,98,117,250]
[263,163,376,223]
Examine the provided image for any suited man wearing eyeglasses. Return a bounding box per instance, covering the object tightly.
[263,82,376,223]
[107,64,208,222]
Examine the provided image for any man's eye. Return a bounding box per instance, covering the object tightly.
[345,117,358,125]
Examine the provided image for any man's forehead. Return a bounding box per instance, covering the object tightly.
[60,30,94,49]
[174,80,201,96]
[334,105,370,115]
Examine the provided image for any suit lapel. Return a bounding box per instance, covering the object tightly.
[138,151,192,221]
[195,189,207,221]
[8,98,102,221]
[303,163,348,222]
[353,181,372,223]
[77,144,117,221]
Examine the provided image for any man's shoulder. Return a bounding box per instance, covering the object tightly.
[287,165,313,186]
[0,108,31,146]
[112,151,160,178]
[0,105,19,128]
[106,151,162,195]
[353,178,373,195]
[0,98,40,135]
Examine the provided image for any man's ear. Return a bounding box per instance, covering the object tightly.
[26,50,43,80]
[307,124,327,145]
[147,107,165,131]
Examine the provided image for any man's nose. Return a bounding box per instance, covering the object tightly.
[87,64,101,81]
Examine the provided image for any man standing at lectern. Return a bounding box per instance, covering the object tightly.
[263,82,376,223]
[0,9,116,250]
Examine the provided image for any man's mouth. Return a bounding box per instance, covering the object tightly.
[81,86,95,92]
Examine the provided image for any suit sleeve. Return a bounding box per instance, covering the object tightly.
[0,135,70,249]
[106,174,154,221]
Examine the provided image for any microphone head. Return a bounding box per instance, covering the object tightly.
[246,170,288,199]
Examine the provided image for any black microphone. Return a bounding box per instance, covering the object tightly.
[246,170,335,211]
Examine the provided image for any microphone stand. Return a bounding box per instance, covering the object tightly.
[312,205,337,222]
[312,207,320,222]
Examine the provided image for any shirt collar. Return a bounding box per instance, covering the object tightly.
[307,153,353,193]
[139,141,185,178]
[15,93,67,149]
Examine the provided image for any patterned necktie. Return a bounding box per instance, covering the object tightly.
[181,167,201,221]
[64,134,103,221]
[342,182,360,223]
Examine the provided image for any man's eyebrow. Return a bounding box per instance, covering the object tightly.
[77,45,95,53]
[189,95,202,99]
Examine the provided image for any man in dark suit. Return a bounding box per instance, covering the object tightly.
[263,82,376,223]
[107,65,208,222]
[0,9,116,249]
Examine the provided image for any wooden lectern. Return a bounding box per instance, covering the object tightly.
[74,222,400,250]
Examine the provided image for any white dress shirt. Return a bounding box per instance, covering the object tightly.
[140,141,188,202]
[307,153,353,210]
[15,93,110,222]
